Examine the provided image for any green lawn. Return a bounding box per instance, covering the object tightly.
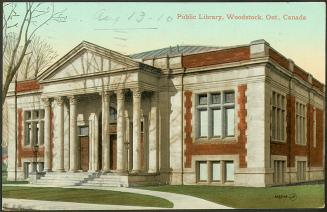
[2,186,173,208]
[143,184,324,208]
[2,172,29,184]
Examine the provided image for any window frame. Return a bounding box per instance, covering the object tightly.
[78,126,89,137]
[196,160,234,184]
[295,101,307,145]
[196,90,236,140]
[273,160,286,184]
[24,109,45,147]
[297,161,306,181]
[313,108,317,148]
[271,91,286,143]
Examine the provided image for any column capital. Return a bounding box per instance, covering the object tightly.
[68,95,78,105]
[54,96,64,106]
[99,90,112,96]
[115,89,125,100]
[132,88,142,98]
[41,98,51,107]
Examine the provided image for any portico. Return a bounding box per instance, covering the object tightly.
[37,42,160,176]
[41,87,158,175]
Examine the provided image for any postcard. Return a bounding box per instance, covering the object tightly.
[2,2,325,210]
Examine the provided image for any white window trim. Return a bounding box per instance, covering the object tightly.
[196,159,235,184]
[195,90,236,140]
[24,109,45,147]
[270,89,287,143]
[295,156,308,181]
[295,100,307,146]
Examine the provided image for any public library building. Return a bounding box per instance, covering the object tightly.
[6,39,324,187]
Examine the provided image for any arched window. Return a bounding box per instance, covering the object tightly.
[110,107,117,123]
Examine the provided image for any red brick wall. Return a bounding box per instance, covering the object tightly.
[311,108,324,167]
[312,78,324,92]
[184,84,247,168]
[16,80,40,92]
[294,66,309,82]
[270,96,323,168]
[269,49,289,71]
[182,47,250,69]
[17,108,44,168]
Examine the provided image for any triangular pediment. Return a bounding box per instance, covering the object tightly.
[38,41,140,81]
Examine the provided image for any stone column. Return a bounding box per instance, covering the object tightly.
[102,91,110,172]
[132,88,142,173]
[42,98,51,171]
[68,96,78,171]
[148,92,159,173]
[116,89,126,172]
[55,97,65,172]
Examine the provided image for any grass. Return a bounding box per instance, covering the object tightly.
[2,186,173,208]
[142,184,324,208]
[2,172,29,184]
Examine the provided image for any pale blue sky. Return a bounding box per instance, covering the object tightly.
[6,2,326,82]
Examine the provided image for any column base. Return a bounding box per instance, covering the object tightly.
[131,169,141,174]
[115,169,128,174]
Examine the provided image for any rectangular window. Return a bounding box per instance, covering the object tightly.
[23,162,30,179]
[197,160,234,183]
[197,91,235,139]
[296,102,306,145]
[198,161,208,181]
[297,161,306,181]
[79,126,89,136]
[25,123,31,145]
[24,110,44,146]
[213,109,222,137]
[199,94,208,105]
[35,123,39,145]
[225,161,234,181]
[273,160,285,184]
[212,161,221,181]
[38,162,45,172]
[224,92,235,103]
[199,109,208,137]
[225,108,235,136]
[212,93,221,104]
[271,91,286,141]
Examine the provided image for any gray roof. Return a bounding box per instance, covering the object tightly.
[130,45,221,59]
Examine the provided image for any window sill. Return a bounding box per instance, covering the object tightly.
[295,143,307,146]
[23,144,44,149]
[271,140,286,144]
[195,137,237,144]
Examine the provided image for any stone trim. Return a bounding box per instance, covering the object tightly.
[183,84,247,169]
[17,108,45,168]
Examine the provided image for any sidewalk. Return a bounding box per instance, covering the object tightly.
[3,184,231,210]
[2,198,164,210]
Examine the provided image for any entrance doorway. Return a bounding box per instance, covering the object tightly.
[80,136,89,171]
[110,134,117,170]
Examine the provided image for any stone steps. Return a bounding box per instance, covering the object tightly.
[34,172,95,186]
[83,174,128,187]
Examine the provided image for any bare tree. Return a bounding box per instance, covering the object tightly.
[22,36,58,79]
[2,2,67,106]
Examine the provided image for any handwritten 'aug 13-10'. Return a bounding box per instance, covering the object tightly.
[95,9,173,24]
